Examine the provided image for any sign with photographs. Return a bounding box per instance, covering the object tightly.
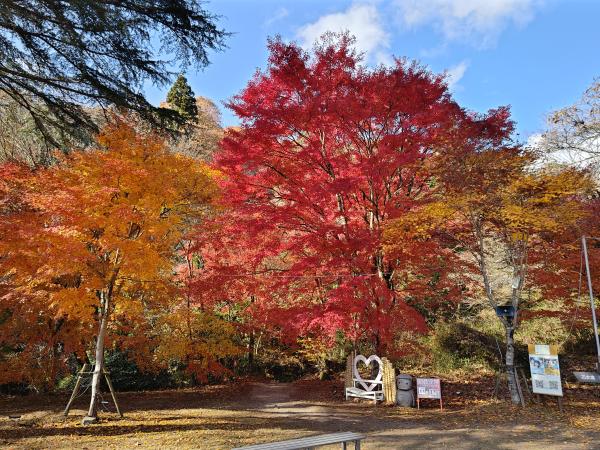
[528,344,563,397]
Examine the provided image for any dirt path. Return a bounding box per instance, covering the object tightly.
[234,383,597,449]
[245,382,293,408]
[0,381,598,449]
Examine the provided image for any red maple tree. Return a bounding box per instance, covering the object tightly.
[191,35,511,354]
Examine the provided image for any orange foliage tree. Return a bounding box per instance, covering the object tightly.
[0,163,54,388]
[0,121,229,418]
[385,140,593,404]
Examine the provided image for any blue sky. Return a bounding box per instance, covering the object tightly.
[144,0,600,143]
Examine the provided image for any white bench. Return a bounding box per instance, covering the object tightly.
[232,431,365,450]
[345,379,383,403]
[345,354,384,403]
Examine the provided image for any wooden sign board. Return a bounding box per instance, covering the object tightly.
[416,378,442,410]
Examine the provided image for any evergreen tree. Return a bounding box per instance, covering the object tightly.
[166,75,199,123]
[0,0,226,147]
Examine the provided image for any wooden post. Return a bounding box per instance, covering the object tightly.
[381,357,396,405]
[493,365,527,406]
[64,363,89,416]
[103,369,123,417]
[519,367,531,397]
[64,364,123,419]
[515,369,526,407]
[345,354,353,390]
[492,366,504,399]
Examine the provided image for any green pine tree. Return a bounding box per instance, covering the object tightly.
[166,74,199,123]
[0,0,226,149]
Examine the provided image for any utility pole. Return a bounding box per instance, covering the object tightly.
[582,236,600,372]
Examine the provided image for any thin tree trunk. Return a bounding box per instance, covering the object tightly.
[504,324,522,405]
[374,329,383,356]
[247,295,256,371]
[248,331,255,371]
[474,223,522,404]
[86,290,110,419]
[185,244,194,339]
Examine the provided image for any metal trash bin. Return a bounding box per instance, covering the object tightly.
[395,373,415,407]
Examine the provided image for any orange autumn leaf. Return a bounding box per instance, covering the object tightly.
[0,119,223,388]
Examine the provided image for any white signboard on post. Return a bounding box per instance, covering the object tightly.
[528,344,563,397]
[416,378,442,409]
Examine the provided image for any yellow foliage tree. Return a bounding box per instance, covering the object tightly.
[385,146,592,404]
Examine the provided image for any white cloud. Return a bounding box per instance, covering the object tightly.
[265,7,289,27]
[445,60,468,90]
[394,0,544,47]
[374,50,394,66]
[296,3,390,63]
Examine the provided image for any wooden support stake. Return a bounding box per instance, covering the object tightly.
[103,368,123,417]
[493,365,527,406]
[519,368,531,398]
[64,363,89,416]
[515,369,526,407]
[492,369,503,399]
[63,363,123,418]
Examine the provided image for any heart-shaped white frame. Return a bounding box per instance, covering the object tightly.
[353,354,383,391]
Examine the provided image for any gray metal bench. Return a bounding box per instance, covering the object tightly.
[232,431,365,450]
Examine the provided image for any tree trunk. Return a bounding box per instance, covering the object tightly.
[86,290,110,420]
[247,330,255,372]
[504,324,522,405]
[247,295,256,372]
[475,223,523,405]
